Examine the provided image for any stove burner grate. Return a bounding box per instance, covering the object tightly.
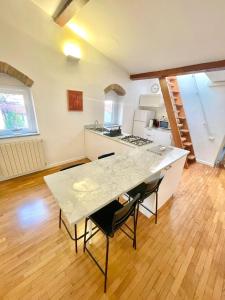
[120,135,153,146]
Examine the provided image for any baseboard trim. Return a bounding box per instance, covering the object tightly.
[0,156,87,182]
[196,159,215,167]
[46,156,86,169]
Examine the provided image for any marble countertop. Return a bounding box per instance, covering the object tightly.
[144,127,171,132]
[44,145,188,225]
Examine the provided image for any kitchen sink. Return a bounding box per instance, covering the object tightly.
[147,145,173,156]
[89,127,109,132]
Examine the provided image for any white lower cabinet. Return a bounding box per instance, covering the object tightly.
[139,155,186,218]
[85,130,134,160]
[144,128,172,146]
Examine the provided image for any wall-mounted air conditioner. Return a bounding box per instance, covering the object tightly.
[206,71,225,86]
[139,94,163,107]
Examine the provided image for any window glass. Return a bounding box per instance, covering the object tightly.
[104,100,113,124]
[0,85,38,138]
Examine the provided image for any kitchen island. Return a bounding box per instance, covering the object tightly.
[84,127,189,218]
[45,128,189,224]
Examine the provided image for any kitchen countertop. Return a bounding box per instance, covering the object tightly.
[44,142,188,225]
[145,127,171,132]
[85,128,137,148]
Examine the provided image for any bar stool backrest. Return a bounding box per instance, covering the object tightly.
[142,175,164,200]
[112,193,140,233]
[98,152,115,160]
[60,163,85,171]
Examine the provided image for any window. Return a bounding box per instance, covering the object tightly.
[104,100,123,125]
[0,86,38,138]
[104,100,114,124]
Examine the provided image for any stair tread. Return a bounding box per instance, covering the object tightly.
[169,84,175,87]
[177,124,183,128]
[180,129,189,133]
[175,102,183,107]
[181,137,186,142]
[178,116,186,120]
[188,154,196,160]
[183,142,192,146]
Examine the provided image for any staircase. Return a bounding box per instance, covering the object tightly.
[167,77,196,168]
[219,147,225,169]
[215,136,225,169]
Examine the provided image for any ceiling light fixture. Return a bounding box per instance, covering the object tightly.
[63,42,81,60]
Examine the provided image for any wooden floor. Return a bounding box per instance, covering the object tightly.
[0,161,224,299]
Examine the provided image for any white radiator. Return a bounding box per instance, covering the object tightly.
[0,139,46,180]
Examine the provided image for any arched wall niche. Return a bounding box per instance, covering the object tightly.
[104,84,126,96]
[0,62,33,87]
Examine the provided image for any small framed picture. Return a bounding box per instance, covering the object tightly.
[67,90,83,111]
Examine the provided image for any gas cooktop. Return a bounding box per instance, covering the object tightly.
[120,135,153,146]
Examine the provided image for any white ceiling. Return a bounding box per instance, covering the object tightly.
[32,0,225,74]
[32,0,61,16]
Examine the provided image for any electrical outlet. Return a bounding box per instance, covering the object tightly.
[209,136,215,141]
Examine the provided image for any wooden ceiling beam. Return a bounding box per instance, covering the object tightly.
[53,0,89,27]
[130,59,225,80]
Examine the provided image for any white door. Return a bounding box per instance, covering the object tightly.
[133,121,145,137]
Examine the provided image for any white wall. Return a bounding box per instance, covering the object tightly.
[121,79,168,133]
[177,73,225,166]
[0,0,142,167]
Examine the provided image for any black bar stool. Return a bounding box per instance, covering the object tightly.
[98,152,115,159]
[83,193,140,293]
[59,162,86,253]
[60,162,85,171]
[126,175,164,224]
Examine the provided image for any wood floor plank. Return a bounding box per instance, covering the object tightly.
[0,161,224,299]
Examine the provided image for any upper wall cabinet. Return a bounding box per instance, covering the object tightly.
[139,94,163,107]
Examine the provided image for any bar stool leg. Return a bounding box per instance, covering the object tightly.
[133,208,137,249]
[155,192,158,224]
[59,209,62,228]
[88,220,93,245]
[104,236,109,293]
[74,224,78,253]
[83,218,88,253]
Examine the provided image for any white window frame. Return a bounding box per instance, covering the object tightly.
[0,85,39,139]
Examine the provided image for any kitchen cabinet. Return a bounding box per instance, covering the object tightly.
[85,129,134,160]
[139,94,163,107]
[144,128,172,146]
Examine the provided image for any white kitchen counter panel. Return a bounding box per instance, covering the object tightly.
[44,145,188,225]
